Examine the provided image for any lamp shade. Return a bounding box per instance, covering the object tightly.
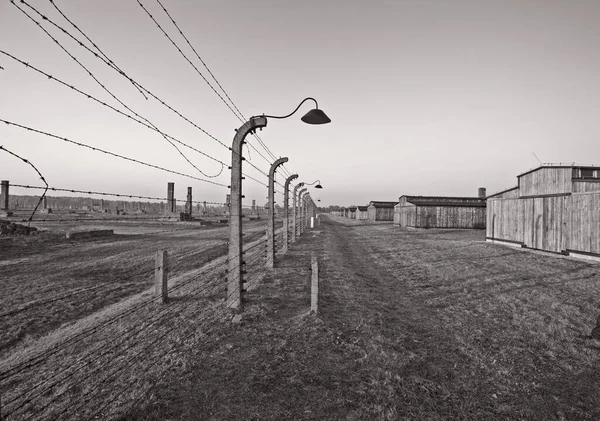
[315,184,323,189]
[301,108,331,125]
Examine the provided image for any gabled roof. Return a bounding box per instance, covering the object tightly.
[357,205,368,211]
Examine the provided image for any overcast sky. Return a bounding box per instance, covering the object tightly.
[1,0,599,207]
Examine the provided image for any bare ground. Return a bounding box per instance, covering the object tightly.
[0,217,275,356]
[121,214,600,421]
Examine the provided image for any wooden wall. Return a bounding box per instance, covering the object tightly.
[356,208,369,220]
[368,205,394,221]
[573,181,600,193]
[487,187,519,200]
[487,192,600,255]
[378,207,395,221]
[518,167,572,197]
[569,193,600,254]
[394,205,416,227]
[395,205,485,228]
[415,206,486,229]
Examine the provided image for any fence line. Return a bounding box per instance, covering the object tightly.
[0,219,312,420]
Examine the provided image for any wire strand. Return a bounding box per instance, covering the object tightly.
[0,119,227,187]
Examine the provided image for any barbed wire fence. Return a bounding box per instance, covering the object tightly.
[0,1,321,417]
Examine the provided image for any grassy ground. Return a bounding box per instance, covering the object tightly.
[121,215,600,421]
[0,217,275,356]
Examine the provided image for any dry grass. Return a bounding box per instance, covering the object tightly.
[122,215,600,421]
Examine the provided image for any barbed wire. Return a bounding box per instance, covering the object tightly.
[7,270,227,420]
[0,50,227,171]
[12,1,223,179]
[0,50,281,189]
[0,229,279,383]
[0,119,228,187]
[153,0,244,119]
[8,1,291,191]
[137,0,293,182]
[136,0,244,121]
[0,145,48,225]
[0,226,298,420]
[47,0,147,99]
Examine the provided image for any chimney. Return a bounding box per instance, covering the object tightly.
[478,187,486,199]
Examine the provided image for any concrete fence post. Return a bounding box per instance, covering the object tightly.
[298,188,307,236]
[1,180,9,211]
[167,182,175,213]
[311,253,319,313]
[291,182,304,243]
[186,187,192,217]
[282,174,298,253]
[227,116,268,309]
[155,250,168,304]
[267,157,288,268]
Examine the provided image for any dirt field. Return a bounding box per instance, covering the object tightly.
[0,216,276,356]
[121,214,600,421]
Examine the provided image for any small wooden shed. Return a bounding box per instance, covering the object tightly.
[356,205,369,220]
[367,201,396,221]
[394,194,486,229]
[487,165,600,259]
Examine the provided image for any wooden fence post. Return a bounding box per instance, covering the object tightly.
[155,250,168,304]
[311,253,319,313]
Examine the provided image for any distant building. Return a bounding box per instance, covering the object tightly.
[394,189,486,229]
[367,201,396,221]
[356,205,369,220]
[348,206,357,219]
[486,165,600,259]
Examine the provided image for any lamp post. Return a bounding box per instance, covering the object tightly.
[291,182,304,243]
[267,157,288,269]
[227,98,330,309]
[283,174,298,253]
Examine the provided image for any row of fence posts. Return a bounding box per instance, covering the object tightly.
[151,211,319,307]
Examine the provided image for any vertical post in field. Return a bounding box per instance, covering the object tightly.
[282,174,298,253]
[267,157,288,268]
[155,250,168,304]
[298,188,307,236]
[227,117,267,309]
[167,182,175,213]
[291,183,304,243]
[186,187,192,218]
[311,253,319,313]
[0,180,9,211]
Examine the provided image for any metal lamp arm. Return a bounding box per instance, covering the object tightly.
[258,97,319,120]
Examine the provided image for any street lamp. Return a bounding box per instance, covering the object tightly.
[227,98,330,309]
[261,97,331,125]
[305,179,323,189]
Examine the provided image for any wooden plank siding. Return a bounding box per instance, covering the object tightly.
[518,167,573,197]
[394,204,416,227]
[356,206,369,220]
[367,202,396,221]
[414,206,485,229]
[573,180,600,193]
[487,192,600,255]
